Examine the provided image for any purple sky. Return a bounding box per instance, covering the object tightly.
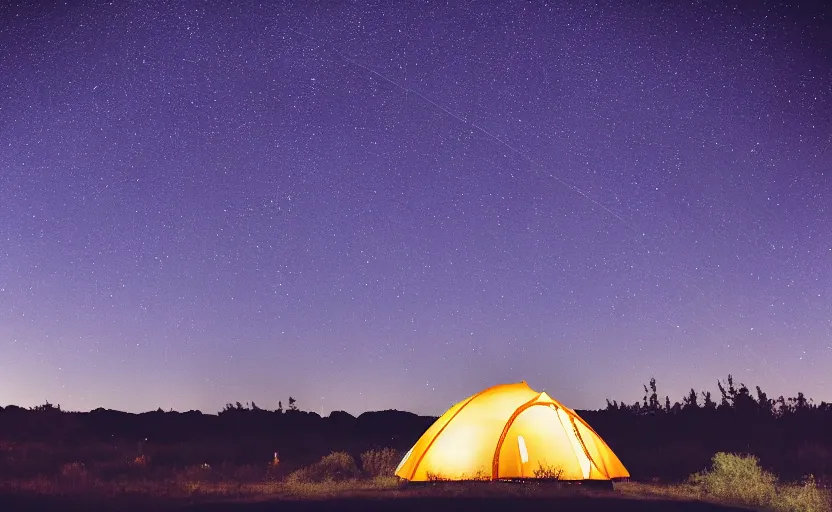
[1,1,830,417]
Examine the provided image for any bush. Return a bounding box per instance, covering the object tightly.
[425,471,449,481]
[773,475,832,512]
[692,452,776,507]
[360,448,400,478]
[533,462,564,480]
[690,453,831,512]
[286,452,361,483]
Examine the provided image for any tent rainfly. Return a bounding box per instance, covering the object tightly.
[394,381,630,481]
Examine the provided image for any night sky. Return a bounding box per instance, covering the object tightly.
[1,1,830,417]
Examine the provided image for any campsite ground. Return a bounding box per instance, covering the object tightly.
[0,482,752,512]
[1,452,828,511]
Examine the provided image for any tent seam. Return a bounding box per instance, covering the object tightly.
[554,405,587,478]
[570,417,608,479]
[491,393,550,480]
[407,381,525,480]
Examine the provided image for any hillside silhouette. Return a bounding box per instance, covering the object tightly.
[1,374,829,483]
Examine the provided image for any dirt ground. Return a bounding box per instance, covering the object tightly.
[0,492,751,512]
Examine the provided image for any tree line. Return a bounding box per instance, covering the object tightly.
[604,374,830,417]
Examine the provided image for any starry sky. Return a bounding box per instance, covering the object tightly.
[1,1,830,417]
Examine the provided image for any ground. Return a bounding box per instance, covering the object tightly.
[0,483,752,512]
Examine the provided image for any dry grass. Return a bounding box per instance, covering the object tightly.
[360,448,400,478]
[1,450,829,511]
[616,481,710,505]
[619,453,832,512]
[0,451,403,502]
[286,451,362,484]
[0,473,595,502]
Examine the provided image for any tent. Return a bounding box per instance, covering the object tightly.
[394,381,629,481]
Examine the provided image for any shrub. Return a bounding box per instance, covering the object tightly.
[772,475,832,512]
[465,468,490,481]
[689,453,831,512]
[692,452,776,507]
[533,462,564,480]
[286,452,360,483]
[360,448,399,478]
[425,471,450,481]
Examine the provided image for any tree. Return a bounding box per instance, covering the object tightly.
[755,386,772,416]
[789,392,810,411]
[642,377,660,414]
[288,397,298,411]
[672,401,682,414]
[733,382,757,414]
[649,378,659,411]
[717,374,736,408]
[32,401,60,412]
[683,388,700,410]
[702,391,716,410]
[775,395,788,415]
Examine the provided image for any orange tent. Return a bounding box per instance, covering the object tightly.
[395,381,629,481]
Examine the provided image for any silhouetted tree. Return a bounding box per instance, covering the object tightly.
[717,374,736,408]
[31,401,61,412]
[733,382,757,414]
[649,378,659,411]
[789,392,810,411]
[775,395,788,415]
[755,386,772,416]
[682,388,699,410]
[288,397,298,411]
[641,377,660,414]
[701,390,716,410]
[600,374,832,480]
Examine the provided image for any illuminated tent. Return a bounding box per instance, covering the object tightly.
[394,381,630,481]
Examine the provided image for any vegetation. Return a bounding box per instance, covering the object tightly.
[359,447,400,478]
[286,452,361,484]
[691,452,777,508]
[425,468,490,481]
[0,377,830,510]
[533,462,564,480]
[621,452,831,512]
[604,375,830,418]
[594,374,832,482]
